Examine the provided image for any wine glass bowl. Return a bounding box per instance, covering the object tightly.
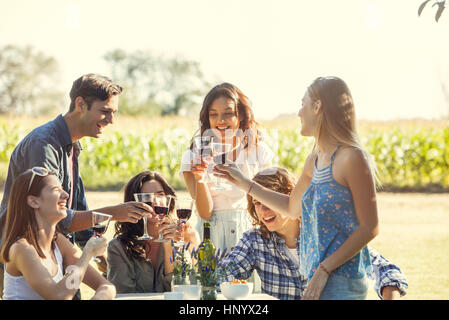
[210,141,233,190]
[133,193,154,241]
[193,135,213,183]
[153,194,175,243]
[91,211,112,263]
[175,197,194,246]
[92,211,112,237]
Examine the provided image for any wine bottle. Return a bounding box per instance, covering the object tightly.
[198,221,216,270]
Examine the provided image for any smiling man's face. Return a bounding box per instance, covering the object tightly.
[79,94,118,138]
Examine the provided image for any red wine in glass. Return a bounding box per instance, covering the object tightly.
[93,224,107,236]
[176,209,192,221]
[154,206,169,217]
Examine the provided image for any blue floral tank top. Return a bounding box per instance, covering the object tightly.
[299,146,372,279]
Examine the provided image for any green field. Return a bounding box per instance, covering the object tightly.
[1,115,449,192]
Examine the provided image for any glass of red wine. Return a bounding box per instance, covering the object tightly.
[133,193,155,241]
[175,197,194,246]
[153,194,174,243]
[193,135,213,183]
[91,211,112,263]
[210,140,233,191]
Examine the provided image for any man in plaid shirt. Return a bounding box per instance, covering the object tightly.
[218,167,408,300]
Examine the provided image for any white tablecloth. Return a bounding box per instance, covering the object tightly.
[115,292,278,300]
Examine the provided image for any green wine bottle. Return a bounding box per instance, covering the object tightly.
[198,221,216,270]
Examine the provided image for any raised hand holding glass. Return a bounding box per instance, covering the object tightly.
[153,194,175,243]
[91,211,112,262]
[175,197,194,246]
[134,193,154,241]
[193,135,213,183]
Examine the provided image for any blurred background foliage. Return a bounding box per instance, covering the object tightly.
[1,116,448,192]
[0,45,211,117]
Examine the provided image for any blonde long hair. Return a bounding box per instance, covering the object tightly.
[307,76,381,187]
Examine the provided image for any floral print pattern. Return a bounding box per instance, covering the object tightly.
[299,147,372,279]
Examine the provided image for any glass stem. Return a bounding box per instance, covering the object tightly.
[143,216,149,236]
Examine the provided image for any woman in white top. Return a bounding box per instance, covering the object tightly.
[0,167,116,300]
[181,83,274,253]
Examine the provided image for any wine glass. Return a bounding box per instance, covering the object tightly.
[153,194,175,243]
[91,211,112,263]
[175,197,194,246]
[210,141,233,190]
[133,193,154,241]
[193,135,213,183]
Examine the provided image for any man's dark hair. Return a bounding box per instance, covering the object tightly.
[69,73,123,112]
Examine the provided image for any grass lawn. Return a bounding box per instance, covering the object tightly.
[78,191,449,300]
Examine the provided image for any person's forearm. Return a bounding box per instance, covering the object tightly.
[91,284,116,300]
[52,250,93,299]
[67,210,92,232]
[381,286,401,300]
[321,225,378,272]
[194,182,214,220]
[247,181,295,218]
[68,205,126,232]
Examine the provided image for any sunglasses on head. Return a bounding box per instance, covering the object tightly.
[27,167,50,192]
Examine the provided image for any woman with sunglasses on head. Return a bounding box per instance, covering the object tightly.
[181,83,274,254]
[215,77,380,299]
[0,168,116,300]
[107,171,200,293]
[218,167,407,300]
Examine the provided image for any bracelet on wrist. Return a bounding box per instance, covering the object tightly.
[319,263,332,276]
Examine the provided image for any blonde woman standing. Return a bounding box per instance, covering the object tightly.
[215,76,379,300]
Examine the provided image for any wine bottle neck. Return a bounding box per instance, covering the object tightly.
[203,226,210,240]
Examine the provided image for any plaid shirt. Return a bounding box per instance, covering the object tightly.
[368,247,408,299]
[218,228,408,300]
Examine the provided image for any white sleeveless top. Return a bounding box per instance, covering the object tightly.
[3,243,64,300]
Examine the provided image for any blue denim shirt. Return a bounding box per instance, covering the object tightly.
[0,114,91,248]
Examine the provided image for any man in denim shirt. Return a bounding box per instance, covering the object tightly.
[0,74,153,298]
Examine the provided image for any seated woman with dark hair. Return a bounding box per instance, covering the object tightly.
[218,167,408,300]
[107,171,200,293]
[0,167,115,300]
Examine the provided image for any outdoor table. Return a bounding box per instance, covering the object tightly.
[115,292,279,300]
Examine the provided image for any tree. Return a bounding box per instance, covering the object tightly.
[0,45,64,115]
[418,0,446,22]
[104,49,210,116]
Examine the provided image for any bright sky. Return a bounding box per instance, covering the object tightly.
[1,0,448,121]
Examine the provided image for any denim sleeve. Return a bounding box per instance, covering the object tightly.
[368,247,408,299]
[27,138,61,174]
[1,139,61,223]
